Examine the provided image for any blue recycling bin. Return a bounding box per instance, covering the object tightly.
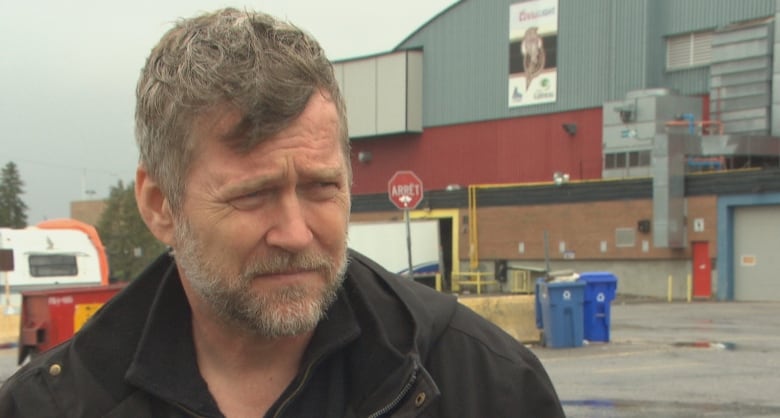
[539,280,585,348]
[578,272,618,342]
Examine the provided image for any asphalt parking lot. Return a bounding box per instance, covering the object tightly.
[530,300,780,418]
[1,299,778,417]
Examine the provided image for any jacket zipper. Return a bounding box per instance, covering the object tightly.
[366,366,419,418]
[174,402,207,418]
[168,363,316,418]
[270,359,317,418]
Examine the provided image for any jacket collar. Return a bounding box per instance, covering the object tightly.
[73,251,452,416]
[123,254,365,416]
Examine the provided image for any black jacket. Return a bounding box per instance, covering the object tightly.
[0,250,564,417]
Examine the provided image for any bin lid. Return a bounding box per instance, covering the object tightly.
[577,271,618,283]
[544,280,586,289]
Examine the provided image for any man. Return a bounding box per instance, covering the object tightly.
[0,8,564,417]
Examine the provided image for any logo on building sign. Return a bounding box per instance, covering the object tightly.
[388,171,424,210]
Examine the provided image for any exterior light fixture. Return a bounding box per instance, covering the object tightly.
[553,171,570,186]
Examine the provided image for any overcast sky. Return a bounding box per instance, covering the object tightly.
[1,0,458,224]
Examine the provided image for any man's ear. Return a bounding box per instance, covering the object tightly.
[136,166,175,246]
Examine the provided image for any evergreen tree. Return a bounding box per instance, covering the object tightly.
[0,161,28,228]
[97,180,166,281]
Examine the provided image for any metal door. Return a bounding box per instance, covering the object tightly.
[692,241,711,298]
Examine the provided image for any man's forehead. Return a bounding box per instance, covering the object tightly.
[193,106,244,139]
[189,92,343,156]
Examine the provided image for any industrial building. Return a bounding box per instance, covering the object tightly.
[338,0,780,301]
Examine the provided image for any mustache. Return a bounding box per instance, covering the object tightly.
[242,251,334,276]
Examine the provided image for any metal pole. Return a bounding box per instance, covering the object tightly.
[405,209,414,278]
[543,230,550,275]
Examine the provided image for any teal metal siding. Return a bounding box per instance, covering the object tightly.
[664,67,711,95]
[660,0,773,35]
[394,0,775,128]
[610,1,651,95]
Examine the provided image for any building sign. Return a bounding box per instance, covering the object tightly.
[508,0,559,108]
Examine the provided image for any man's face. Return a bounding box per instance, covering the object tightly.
[172,91,351,337]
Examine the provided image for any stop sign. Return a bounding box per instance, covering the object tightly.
[388,171,424,209]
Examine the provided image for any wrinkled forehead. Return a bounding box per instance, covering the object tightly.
[189,92,347,155]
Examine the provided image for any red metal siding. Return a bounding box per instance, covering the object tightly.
[349,108,603,194]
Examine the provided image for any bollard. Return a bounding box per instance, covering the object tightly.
[687,274,692,303]
[667,275,673,303]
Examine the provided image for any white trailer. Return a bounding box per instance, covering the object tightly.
[0,225,106,308]
[348,220,441,275]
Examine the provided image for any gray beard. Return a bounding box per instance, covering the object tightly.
[173,219,348,338]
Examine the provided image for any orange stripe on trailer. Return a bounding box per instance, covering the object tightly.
[35,219,110,286]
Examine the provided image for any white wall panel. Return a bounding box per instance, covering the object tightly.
[734,205,780,301]
[376,52,407,134]
[342,60,377,138]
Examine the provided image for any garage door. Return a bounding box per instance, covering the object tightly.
[733,205,780,301]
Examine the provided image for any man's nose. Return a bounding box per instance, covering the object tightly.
[265,191,314,251]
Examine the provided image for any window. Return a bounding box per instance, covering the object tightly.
[605,153,627,169]
[667,31,713,70]
[615,152,627,168]
[615,228,636,248]
[605,153,616,169]
[628,151,640,167]
[628,150,652,167]
[28,254,78,277]
[606,151,652,169]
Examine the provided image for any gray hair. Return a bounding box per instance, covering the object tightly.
[135,8,349,212]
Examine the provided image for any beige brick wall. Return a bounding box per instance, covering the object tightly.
[468,196,717,261]
[69,200,107,226]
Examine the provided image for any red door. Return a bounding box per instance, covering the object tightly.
[692,242,712,298]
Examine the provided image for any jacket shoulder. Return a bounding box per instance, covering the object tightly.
[427,303,565,416]
[346,250,459,351]
[0,342,117,417]
[346,251,564,416]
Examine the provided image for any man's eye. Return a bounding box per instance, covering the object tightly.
[230,191,266,210]
[305,182,339,200]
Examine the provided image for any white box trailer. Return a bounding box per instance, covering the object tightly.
[0,222,107,308]
[348,219,441,275]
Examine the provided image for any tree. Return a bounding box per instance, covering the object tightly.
[0,161,28,228]
[97,180,166,281]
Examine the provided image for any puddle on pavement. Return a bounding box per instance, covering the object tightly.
[671,341,737,350]
[562,399,780,416]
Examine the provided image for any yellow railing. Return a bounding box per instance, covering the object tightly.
[452,272,497,295]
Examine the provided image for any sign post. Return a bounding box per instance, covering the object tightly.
[388,171,424,278]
